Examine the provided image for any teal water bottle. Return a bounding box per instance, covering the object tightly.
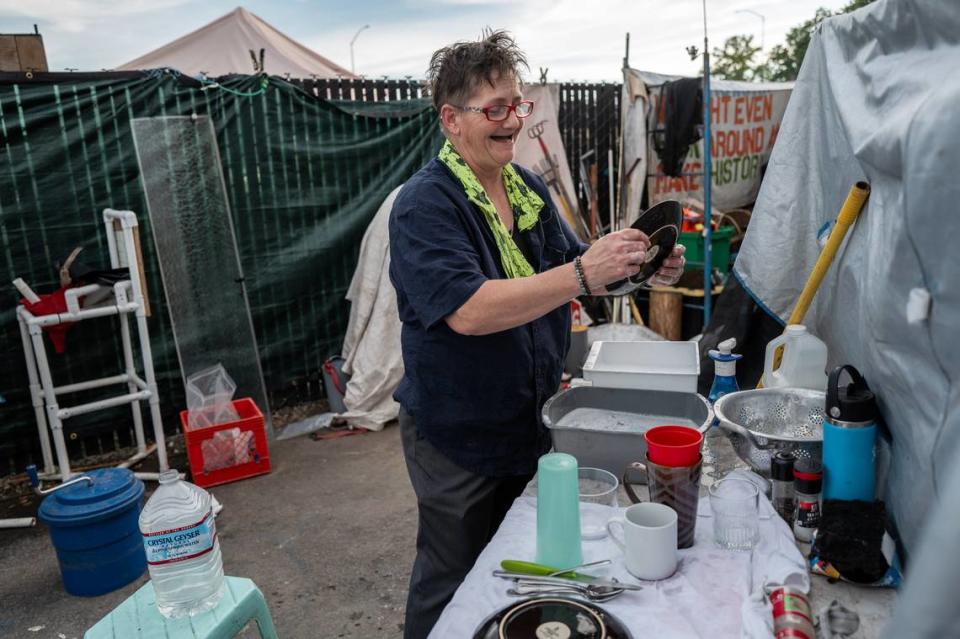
[823,365,878,501]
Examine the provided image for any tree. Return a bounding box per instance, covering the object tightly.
[765,7,833,82]
[711,35,768,81]
[712,0,877,83]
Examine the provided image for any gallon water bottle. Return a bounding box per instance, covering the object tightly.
[823,365,878,501]
[763,324,828,391]
[139,469,224,617]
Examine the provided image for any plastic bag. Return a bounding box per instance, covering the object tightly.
[200,427,255,472]
[186,364,241,429]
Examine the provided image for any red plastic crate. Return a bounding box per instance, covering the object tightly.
[180,397,271,488]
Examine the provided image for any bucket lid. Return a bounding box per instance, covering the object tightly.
[38,468,144,527]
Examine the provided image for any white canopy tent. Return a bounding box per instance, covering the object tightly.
[116,7,355,79]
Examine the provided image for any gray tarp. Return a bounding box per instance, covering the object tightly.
[734,0,959,601]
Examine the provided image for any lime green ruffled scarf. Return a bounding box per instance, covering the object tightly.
[438,140,544,279]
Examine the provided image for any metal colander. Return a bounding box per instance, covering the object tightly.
[713,388,825,475]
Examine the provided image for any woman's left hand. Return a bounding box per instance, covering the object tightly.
[647,244,686,287]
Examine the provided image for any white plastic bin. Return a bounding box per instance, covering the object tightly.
[582,340,699,392]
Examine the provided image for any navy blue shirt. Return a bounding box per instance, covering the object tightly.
[389,158,585,477]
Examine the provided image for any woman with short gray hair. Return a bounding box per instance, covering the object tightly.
[389,30,684,638]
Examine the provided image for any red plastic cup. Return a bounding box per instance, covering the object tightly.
[644,425,703,467]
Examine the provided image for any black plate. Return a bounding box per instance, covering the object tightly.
[472,596,633,639]
[605,200,683,295]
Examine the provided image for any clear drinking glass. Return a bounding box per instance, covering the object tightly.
[709,476,760,550]
[578,467,619,540]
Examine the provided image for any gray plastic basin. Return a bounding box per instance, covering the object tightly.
[542,386,713,479]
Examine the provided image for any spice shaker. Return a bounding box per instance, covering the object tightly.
[770,451,796,523]
[793,457,822,543]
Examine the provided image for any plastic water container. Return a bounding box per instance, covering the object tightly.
[139,469,224,617]
[37,468,146,596]
[763,324,828,391]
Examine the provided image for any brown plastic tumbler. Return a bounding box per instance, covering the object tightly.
[623,455,702,549]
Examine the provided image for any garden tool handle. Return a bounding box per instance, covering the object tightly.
[759,182,870,388]
[787,181,870,326]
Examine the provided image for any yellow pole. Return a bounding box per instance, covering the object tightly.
[758,181,870,387]
[786,181,870,325]
[628,296,645,327]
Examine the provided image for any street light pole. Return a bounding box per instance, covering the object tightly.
[350,24,371,75]
[736,9,765,51]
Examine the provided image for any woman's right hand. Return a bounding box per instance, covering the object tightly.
[578,229,651,294]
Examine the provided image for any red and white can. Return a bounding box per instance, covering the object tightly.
[768,586,815,639]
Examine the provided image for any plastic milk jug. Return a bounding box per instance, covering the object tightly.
[763,325,828,391]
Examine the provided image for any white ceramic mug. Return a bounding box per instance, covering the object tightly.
[606,502,678,580]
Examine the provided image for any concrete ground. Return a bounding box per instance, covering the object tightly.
[0,423,896,639]
[0,424,416,639]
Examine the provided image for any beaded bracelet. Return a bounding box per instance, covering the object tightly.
[573,256,592,296]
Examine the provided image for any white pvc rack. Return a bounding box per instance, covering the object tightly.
[16,209,168,482]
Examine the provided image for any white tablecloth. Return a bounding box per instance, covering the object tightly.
[430,486,808,638]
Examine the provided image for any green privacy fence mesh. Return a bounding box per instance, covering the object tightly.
[0,71,442,475]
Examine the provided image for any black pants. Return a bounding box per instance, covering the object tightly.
[400,410,531,639]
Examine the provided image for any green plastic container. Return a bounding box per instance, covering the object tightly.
[679,225,735,273]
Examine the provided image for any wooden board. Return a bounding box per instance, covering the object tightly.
[0,35,48,72]
[0,37,19,72]
[649,289,683,341]
[16,35,48,72]
[113,220,152,317]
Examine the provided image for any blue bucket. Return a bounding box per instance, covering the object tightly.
[37,467,146,596]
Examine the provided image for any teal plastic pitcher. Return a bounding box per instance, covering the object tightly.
[535,452,583,570]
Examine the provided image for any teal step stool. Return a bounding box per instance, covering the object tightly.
[85,576,278,639]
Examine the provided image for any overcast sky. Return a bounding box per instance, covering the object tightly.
[2,0,854,81]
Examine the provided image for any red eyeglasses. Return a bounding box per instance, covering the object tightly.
[457,100,535,122]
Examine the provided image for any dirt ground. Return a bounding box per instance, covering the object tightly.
[0,422,416,639]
